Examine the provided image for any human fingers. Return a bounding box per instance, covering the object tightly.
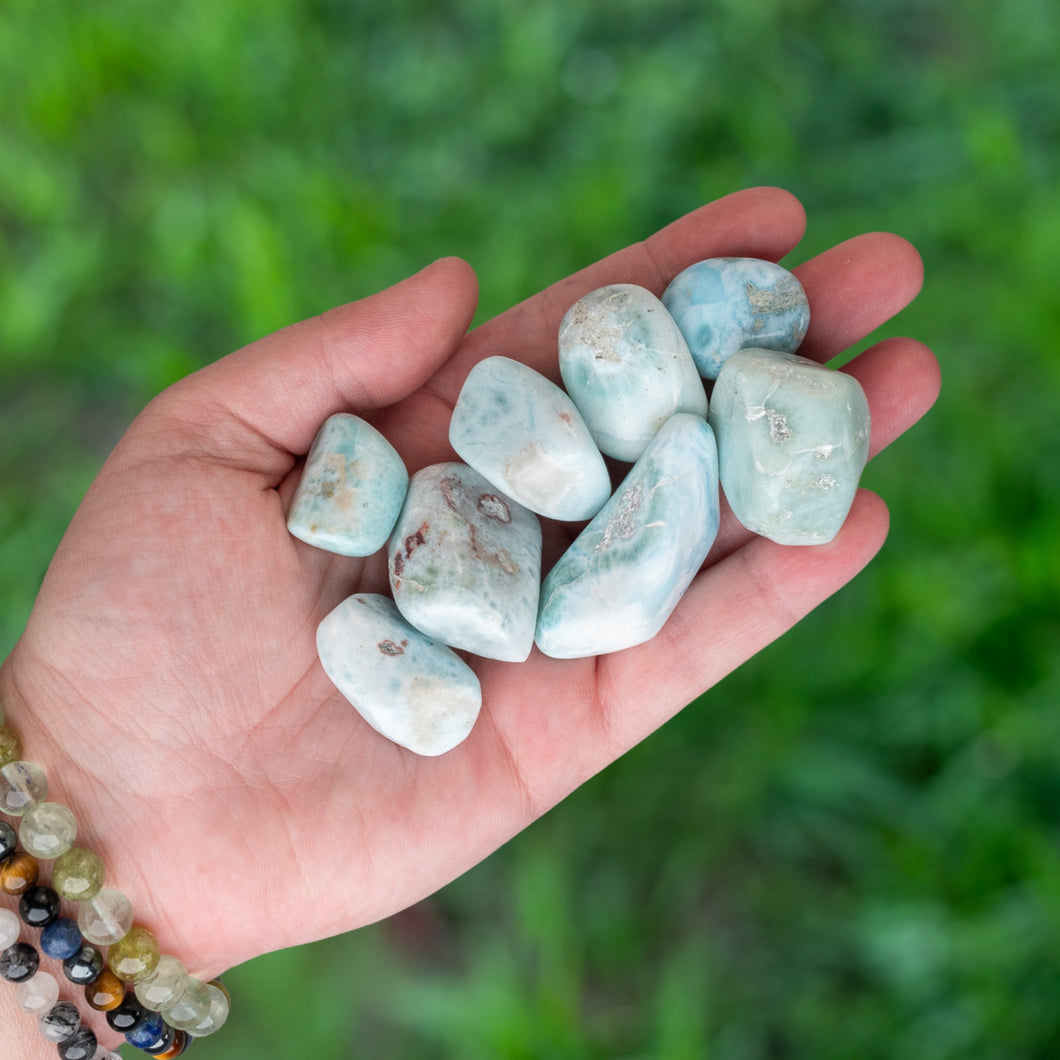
[144,256,480,474]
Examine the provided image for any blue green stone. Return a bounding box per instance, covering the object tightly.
[662,257,810,379]
[535,414,720,658]
[708,348,870,545]
[287,413,408,556]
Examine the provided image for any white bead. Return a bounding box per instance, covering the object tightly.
[0,907,20,948]
[16,971,59,1015]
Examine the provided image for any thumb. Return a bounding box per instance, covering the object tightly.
[160,256,479,464]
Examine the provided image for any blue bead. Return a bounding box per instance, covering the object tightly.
[125,1009,166,1048]
[40,917,83,960]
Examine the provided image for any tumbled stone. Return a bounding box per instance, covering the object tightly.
[449,356,611,521]
[389,463,542,662]
[287,413,408,556]
[662,257,810,379]
[317,594,481,756]
[708,347,870,545]
[558,283,708,461]
[535,414,720,658]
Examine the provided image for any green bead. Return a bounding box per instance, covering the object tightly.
[107,925,161,983]
[135,954,189,1012]
[52,847,105,902]
[162,976,211,1030]
[0,725,22,768]
[19,801,77,859]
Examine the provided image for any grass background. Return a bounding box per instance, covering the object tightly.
[2,1,1058,1056]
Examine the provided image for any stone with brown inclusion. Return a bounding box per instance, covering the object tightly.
[388,462,542,662]
[0,851,39,896]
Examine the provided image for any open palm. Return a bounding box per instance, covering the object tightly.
[0,188,939,985]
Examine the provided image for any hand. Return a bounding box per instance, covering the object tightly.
[0,187,939,984]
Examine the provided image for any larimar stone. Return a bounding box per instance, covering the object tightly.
[708,348,871,545]
[317,594,482,756]
[662,258,810,379]
[536,414,720,658]
[287,413,409,556]
[449,356,611,521]
[558,284,708,461]
[389,463,542,662]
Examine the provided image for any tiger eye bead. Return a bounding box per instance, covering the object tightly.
[108,925,160,982]
[0,724,21,767]
[20,801,77,859]
[52,846,105,902]
[0,851,40,895]
[85,968,126,1011]
[0,760,48,815]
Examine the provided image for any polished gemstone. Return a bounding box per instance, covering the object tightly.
[39,999,81,1042]
[77,888,133,946]
[287,412,409,556]
[62,944,105,986]
[124,1010,166,1048]
[108,925,160,982]
[536,414,720,658]
[18,884,60,928]
[52,846,105,902]
[56,1026,98,1060]
[317,594,482,756]
[449,355,611,520]
[558,284,708,461]
[86,969,127,1011]
[0,821,15,860]
[0,940,38,982]
[0,724,22,768]
[0,851,39,895]
[20,801,77,859]
[662,257,810,379]
[104,991,146,1031]
[187,981,230,1037]
[16,970,59,1015]
[0,761,48,815]
[135,954,189,1012]
[163,976,212,1031]
[709,348,871,544]
[0,908,19,949]
[389,462,542,662]
[40,917,83,960]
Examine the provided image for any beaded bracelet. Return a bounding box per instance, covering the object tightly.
[0,704,229,1056]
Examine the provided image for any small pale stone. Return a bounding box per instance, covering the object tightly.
[52,847,105,902]
[136,954,189,1012]
[19,801,77,859]
[449,356,611,520]
[317,594,482,756]
[558,283,708,461]
[662,257,810,379]
[708,347,871,544]
[163,976,212,1031]
[107,925,160,983]
[536,414,720,658]
[77,888,132,946]
[0,908,20,949]
[187,981,230,1037]
[16,970,59,1015]
[389,462,542,662]
[0,761,48,816]
[287,412,409,556]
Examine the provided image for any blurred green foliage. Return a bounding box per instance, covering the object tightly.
[2,0,1059,1056]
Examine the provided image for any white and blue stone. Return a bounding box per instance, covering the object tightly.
[535,414,720,658]
[287,413,409,556]
[708,348,871,545]
[558,284,708,462]
[449,356,611,521]
[389,462,542,662]
[662,258,810,380]
[317,593,481,756]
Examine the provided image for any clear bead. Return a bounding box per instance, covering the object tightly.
[19,802,77,859]
[136,954,189,1012]
[161,975,211,1030]
[52,846,105,902]
[0,907,20,949]
[38,998,80,1042]
[0,761,47,816]
[76,889,132,946]
[187,981,231,1037]
[16,970,59,1015]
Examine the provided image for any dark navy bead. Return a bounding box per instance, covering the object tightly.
[57,1026,99,1060]
[63,943,104,985]
[106,991,147,1033]
[0,940,38,981]
[38,999,80,1042]
[142,1020,177,1054]
[0,821,16,859]
[125,1009,166,1049]
[40,916,83,960]
[18,883,60,927]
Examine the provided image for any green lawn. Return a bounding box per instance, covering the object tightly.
[2,2,1058,1056]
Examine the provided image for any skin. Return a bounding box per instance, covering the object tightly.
[0,187,939,1055]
